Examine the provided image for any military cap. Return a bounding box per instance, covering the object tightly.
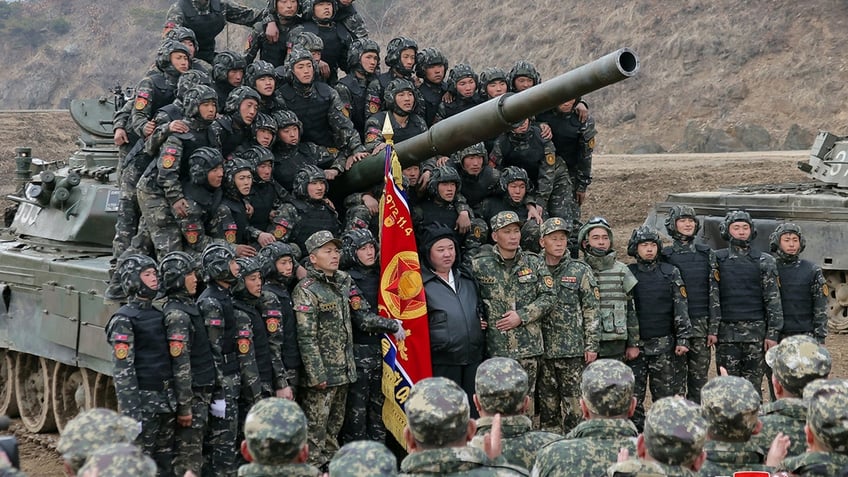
[77,443,156,477]
[766,334,832,395]
[244,398,308,464]
[807,387,848,453]
[700,376,760,440]
[56,408,141,472]
[305,230,342,254]
[802,378,848,403]
[475,357,528,415]
[490,210,521,232]
[405,377,470,446]
[643,397,707,466]
[540,217,571,237]
[580,359,635,416]
[328,440,397,476]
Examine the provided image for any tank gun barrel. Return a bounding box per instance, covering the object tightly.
[336,48,639,194]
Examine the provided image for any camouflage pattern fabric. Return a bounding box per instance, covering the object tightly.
[243,397,307,463]
[339,343,386,444]
[766,334,832,396]
[642,397,707,467]
[475,357,529,415]
[538,357,585,434]
[57,408,140,474]
[700,375,760,441]
[531,418,638,477]
[298,384,349,468]
[329,440,398,476]
[715,341,766,398]
[203,374,241,477]
[405,377,470,447]
[778,451,848,477]
[471,414,560,471]
[580,359,635,417]
[399,446,529,476]
[629,348,679,432]
[697,440,770,477]
[582,252,640,359]
[606,458,698,477]
[806,386,848,453]
[173,388,212,476]
[77,443,157,477]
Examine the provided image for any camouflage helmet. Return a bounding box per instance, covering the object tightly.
[201,243,237,283]
[807,387,848,453]
[499,166,531,193]
[223,85,261,116]
[176,69,212,100]
[292,164,327,198]
[644,397,707,466]
[475,357,528,415]
[507,60,541,90]
[580,359,635,416]
[181,84,218,120]
[239,144,275,168]
[244,398,308,464]
[272,109,303,134]
[769,222,806,258]
[292,31,323,52]
[415,47,448,77]
[232,256,262,296]
[627,225,662,258]
[383,78,416,115]
[766,334,832,396]
[285,46,316,84]
[155,39,192,72]
[578,216,614,255]
[329,441,397,477]
[478,66,509,97]
[252,112,278,141]
[427,165,462,198]
[165,25,198,51]
[212,50,247,83]
[347,38,381,72]
[700,375,761,441]
[664,204,701,241]
[258,241,299,280]
[385,37,418,75]
[117,254,158,299]
[188,146,224,186]
[158,251,198,295]
[445,63,478,97]
[405,377,470,446]
[77,443,156,477]
[490,210,522,232]
[244,60,276,90]
[224,154,255,197]
[454,142,487,165]
[301,0,336,22]
[342,228,377,268]
[57,408,141,473]
[719,209,757,244]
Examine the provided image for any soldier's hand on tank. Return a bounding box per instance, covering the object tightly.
[210,399,226,418]
[434,155,449,167]
[575,191,587,205]
[584,351,597,364]
[172,198,189,218]
[257,232,276,247]
[393,320,407,341]
[345,152,369,170]
[265,21,279,43]
[143,120,157,137]
[674,345,689,356]
[575,102,589,122]
[764,339,778,351]
[765,432,791,468]
[168,120,190,134]
[236,244,257,257]
[441,91,454,104]
[177,413,192,427]
[371,142,388,155]
[496,311,522,331]
[113,128,128,146]
[318,60,331,79]
[276,386,294,400]
[706,335,718,347]
[539,122,553,140]
[362,194,379,215]
[456,211,471,234]
[324,169,339,180]
[625,346,640,361]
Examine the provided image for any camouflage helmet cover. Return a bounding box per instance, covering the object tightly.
[664,204,701,240]
[627,225,662,258]
[181,84,218,119]
[188,146,224,186]
[158,251,198,294]
[475,357,528,415]
[643,397,707,466]
[415,46,448,77]
[405,377,470,446]
[117,254,158,298]
[212,50,247,83]
[769,222,806,256]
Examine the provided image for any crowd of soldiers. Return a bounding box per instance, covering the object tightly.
[9,0,832,476]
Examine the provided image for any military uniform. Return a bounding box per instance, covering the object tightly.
[363,110,428,152]
[776,386,848,476]
[77,443,158,477]
[336,71,374,141]
[583,252,640,359]
[56,408,140,474]
[243,13,301,67]
[328,441,398,477]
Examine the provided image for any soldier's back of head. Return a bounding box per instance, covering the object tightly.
[243,397,310,465]
[404,377,471,449]
[78,443,157,477]
[701,375,760,441]
[475,357,529,416]
[766,335,832,397]
[56,408,141,474]
[329,440,397,476]
[581,359,636,418]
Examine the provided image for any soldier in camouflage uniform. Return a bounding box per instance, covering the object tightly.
[336,0,369,40]
[416,47,449,126]
[238,398,322,476]
[77,443,157,477]
[606,397,707,477]
[329,441,398,477]
[660,205,721,404]
[477,166,545,253]
[269,109,345,191]
[245,59,289,115]
[531,359,639,477]
[363,78,428,154]
[715,210,784,396]
[243,0,301,67]
[336,39,381,140]
[293,230,402,470]
[450,142,501,215]
[273,165,342,254]
[536,217,600,435]
[471,211,556,417]
[175,147,233,257]
[166,25,212,73]
[775,386,848,476]
[626,226,692,431]
[698,375,771,476]
[287,0,353,85]
[365,37,418,122]
[129,40,191,141]
[434,64,484,122]
[755,335,832,458]
[160,251,216,476]
[400,377,527,476]
[105,255,176,476]
[470,357,561,471]
[577,218,640,360]
[213,85,262,159]
[57,408,140,476]
[212,50,247,106]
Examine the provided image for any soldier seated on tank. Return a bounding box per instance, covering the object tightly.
[242,145,290,238]
[176,147,234,257]
[273,165,342,255]
[448,142,500,214]
[220,153,278,258]
[243,0,301,67]
[211,51,247,108]
[244,59,289,115]
[165,26,211,74]
[287,0,353,86]
[289,31,330,84]
[128,40,192,142]
[270,109,345,192]
[363,78,428,155]
[240,112,277,151]
[434,64,484,123]
[416,47,449,127]
[213,85,261,159]
[365,37,418,121]
[478,166,545,252]
[336,39,381,141]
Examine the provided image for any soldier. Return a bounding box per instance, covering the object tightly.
[336,39,381,140]
[77,443,157,477]
[175,147,233,257]
[238,397,322,476]
[769,223,828,343]
[243,0,301,66]
[241,145,289,236]
[416,47,449,126]
[288,0,353,85]
[329,440,398,477]
[450,142,500,215]
[129,40,191,141]
[775,387,848,476]
[270,109,344,191]
[221,155,275,256]
[536,217,600,435]
[606,397,707,477]
[531,359,639,477]
[434,64,484,122]
[363,78,428,154]
[213,85,261,159]
[626,226,692,431]
[104,254,176,476]
[507,61,543,93]
[478,166,544,253]
[244,59,289,114]
[577,217,640,361]
[470,357,561,470]
[247,111,278,150]
[293,230,402,471]
[715,210,784,396]
[212,50,247,106]
[365,37,418,120]
[159,251,215,476]
[197,243,243,476]
[274,165,342,254]
[412,165,478,251]
[56,408,140,476]
[698,375,770,476]
[659,205,720,404]
[166,25,211,73]
[399,377,527,476]
[335,0,369,40]
[479,66,509,100]
[471,210,556,416]
[755,335,832,458]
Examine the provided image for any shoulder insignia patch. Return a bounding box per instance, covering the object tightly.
[238,330,251,337]
[365,132,379,142]
[224,223,237,244]
[327,147,339,156]
[184,223,200,244]
[680,285,687,298]
[594,287,601,300]
[266,318,280,333]
[168,334,186,341]
[169,341,184,357]
[134,97,148,111]
[823,283,830,297]
[162,154,176,169]
[544,276,554,288]
[545,152,556,166]
[273,224,287,239]
[341,106,350,118]
[114,343,129,360]
[368,101,380,114]
[112,333,129,342]
[238,338,250,354]
[264,309,282,318]
[208,318,222,327]
[350,296,361,310]
[296,304,311,312]
[588,137,596,149]
[561,276,578,283]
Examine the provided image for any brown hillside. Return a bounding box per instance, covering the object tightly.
[1,1,847,152]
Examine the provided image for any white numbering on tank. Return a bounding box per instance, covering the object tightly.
[830,149,848,177]
[18,203,40,226]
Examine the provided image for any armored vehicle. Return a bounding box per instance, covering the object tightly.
[0,48,638,433]
[645,132,848,333]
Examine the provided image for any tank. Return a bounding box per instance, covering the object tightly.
[644,131,848,334]
[0,48,639,433]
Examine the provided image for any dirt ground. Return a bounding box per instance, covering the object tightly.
[0,112,843,474]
